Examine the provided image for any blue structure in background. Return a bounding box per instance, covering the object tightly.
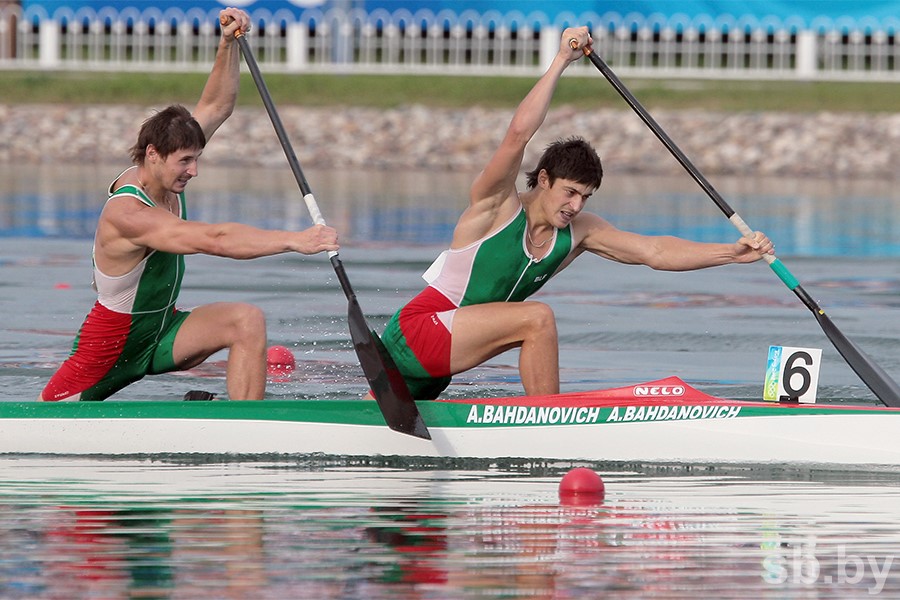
[20,1,900,28]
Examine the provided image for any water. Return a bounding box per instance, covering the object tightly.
[1,457,900,598]
[3,164,900,597]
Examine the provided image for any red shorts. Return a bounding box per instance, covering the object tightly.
[381,287,455,399]
[42,301,189,401]
[398,286,456,375]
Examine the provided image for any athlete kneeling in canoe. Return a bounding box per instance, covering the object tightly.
[40,8,339,402]
[379,26,774,400]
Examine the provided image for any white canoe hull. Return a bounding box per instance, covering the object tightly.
[2,377,898,466]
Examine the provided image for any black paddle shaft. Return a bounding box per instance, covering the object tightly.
[229,26,430,437]
[581,46,900,407]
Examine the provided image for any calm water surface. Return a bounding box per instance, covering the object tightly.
[2,457,900,598]
[3,164,900,597]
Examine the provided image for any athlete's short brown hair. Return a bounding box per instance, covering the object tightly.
[130,104,206,164]
[525,136,603,190]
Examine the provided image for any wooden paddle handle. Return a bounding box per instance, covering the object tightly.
[219,14,245,39]
[569,37,592,56]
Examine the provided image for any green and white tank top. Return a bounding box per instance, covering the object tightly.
[92,168,186,315]
[423,206,573,306]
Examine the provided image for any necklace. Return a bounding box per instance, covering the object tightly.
[527,229,551,249]
[137,176,153,200]
[138,175,169,210]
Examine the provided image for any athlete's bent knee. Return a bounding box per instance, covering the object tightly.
[525,302,556,332]
[232,303,266,336]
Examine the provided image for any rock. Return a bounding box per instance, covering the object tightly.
[1,104,898,179]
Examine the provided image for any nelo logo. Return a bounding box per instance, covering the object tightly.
[633,385,685,397]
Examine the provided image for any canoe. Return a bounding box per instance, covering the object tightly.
[2,376,898,466]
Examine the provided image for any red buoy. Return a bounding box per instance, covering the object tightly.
[266,345,296,376]
[558,467,605,505]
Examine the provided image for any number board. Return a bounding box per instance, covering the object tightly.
[764,345,822,404]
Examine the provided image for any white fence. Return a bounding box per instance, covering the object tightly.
[2,4,900,81]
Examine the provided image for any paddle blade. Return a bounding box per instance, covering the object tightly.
[813,310,900,407]
[347,297,431,439]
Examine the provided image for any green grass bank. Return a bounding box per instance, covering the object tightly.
[3,70,900,113]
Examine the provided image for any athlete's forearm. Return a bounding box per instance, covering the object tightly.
[643,237,747,271]
[194,28,242,138]
[183,222,338,259]
[506,53,570,144]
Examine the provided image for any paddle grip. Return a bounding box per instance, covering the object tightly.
[727,213,776,265]
[303,193,326,226]
[219,14,245,39]
[304,193,338,259]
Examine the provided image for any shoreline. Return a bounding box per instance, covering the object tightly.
[2,104,899,179]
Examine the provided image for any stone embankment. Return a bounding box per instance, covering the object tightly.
[2,104,899,178]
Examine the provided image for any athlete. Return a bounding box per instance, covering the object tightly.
[379,26,774,400]
[40,8,339,401]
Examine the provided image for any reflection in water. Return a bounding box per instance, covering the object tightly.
[0,164,476,246]
[2,458,900,598]
[4,164,900,256]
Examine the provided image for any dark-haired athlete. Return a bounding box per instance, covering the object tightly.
[379,26,774,399]
[41,8,338,401]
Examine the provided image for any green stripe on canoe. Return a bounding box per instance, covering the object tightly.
[0,401,390,426]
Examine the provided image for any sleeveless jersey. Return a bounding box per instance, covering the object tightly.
[93,181,186,317]
[423,206,574,306]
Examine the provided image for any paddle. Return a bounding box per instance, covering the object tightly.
[573,40,900,408]
[224,17,430,438]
